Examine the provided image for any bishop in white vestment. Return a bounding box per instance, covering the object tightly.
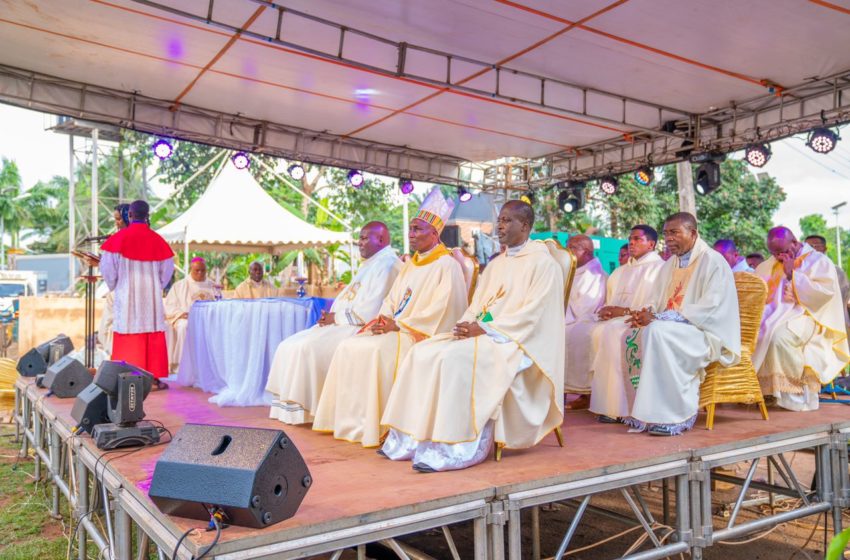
[233,262,277,299]
[625,213,740,435]
[381,201,564,471]
[164,257,216,373]
[563,235,607,404]
[754,228,850,411]
[265,223,401,424]
[588,225,665,420]
[313,189,468,447]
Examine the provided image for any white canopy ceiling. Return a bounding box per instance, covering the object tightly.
[157,159,351,254]
[0,0,849,184]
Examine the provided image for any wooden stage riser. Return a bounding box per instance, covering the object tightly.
[12,380,850,560]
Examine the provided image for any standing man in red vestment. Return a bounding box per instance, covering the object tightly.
[100,200,174,385]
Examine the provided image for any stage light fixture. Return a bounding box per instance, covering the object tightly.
[634,166,654,186]
[694,162,722,196]
[287,163,305,180]
[520,190,535,205]
[557,190,580,213]
[744,143,771,167]
[806,127,839,154]
[232,151,251,169]
[152,139,173,161]
[458,187,473,203]
[398,178,414,195]
[347,169,364,188]
[599,175,619,195]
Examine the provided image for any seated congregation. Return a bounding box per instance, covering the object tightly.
[260,189,848,472]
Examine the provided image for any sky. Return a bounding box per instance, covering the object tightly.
[2,103,850,241]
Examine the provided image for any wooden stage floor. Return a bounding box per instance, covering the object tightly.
[18,378,850,557]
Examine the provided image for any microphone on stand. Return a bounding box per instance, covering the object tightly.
[81,234,110,243]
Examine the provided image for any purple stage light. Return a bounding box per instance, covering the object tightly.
[347,169,364,188]
[399,179,414,195]
[151,139,173,160]
[458,187,473,203]
[232,152,251,170]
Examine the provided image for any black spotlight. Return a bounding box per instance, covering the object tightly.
[694,162,722,196]
[806,127,839,154]
[599,175,619,195]
[744,143,772,167]
[557,181,585,213]
[634,166,654,186]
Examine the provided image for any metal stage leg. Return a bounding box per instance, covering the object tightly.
[33,407,41,480]
[13,385,21,443]
[49,428,61,518]
[136,532,150,560]
[76,449,88,560]
[531,505,541,560]
[19,394,30,458]
[488,501,506,560]
[116,500,132,560]
[662,478,670,526]
[473,516,488,560]
[553,494,591,560]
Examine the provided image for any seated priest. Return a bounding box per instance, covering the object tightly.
[380,200,564,472]
[563,234,607,409]
[754,227,850,411]
[312,188,468,448]
[265,222,401,424]
[624,212,740,435]
[164,257,216,373]
[233,261,277,298]
[588,225,665,421]
[713,239,754,272]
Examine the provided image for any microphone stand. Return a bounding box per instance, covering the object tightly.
[73,244,102,369]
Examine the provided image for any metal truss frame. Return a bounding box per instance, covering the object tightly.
[0,64,480,188]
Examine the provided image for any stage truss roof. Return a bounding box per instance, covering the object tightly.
[1,0,849,190]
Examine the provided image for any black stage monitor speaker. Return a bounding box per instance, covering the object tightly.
[71,384,109,434]
[43,355,92,398]
[149,424,312,528]
[16,334,74,377]
[440,224,461,248]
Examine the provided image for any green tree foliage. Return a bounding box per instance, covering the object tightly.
[799,213,850,270]
[0,158,24,262]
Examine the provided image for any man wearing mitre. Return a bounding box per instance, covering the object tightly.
[266,222,401,424]
[312,187,468,447]
[624,212,740,435]
[754,227,850,411]
[380,200,565,471]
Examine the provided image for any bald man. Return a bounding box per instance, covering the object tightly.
[381,201,564,471]
[754,227,850,411]
[713,239,754,273]
[563,234,607,409]
[165,257,216,373]
[266,222,402,424]
[233,261,277,299]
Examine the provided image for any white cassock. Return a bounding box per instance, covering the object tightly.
[265,246,401,424]
[312,245,468,447]
[754,243,850,411]
[628,237,740,432]
[381,240,565,471]
[563,258,607,393]
[233,278,277,299]
[588,251,665,419]
[163,277,216,372]
[98,291,115,355]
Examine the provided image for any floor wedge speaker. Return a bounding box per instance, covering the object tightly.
[16,335,73,377]
[71,384,109,434]
[44,355,92,398]
[149,424,312,528]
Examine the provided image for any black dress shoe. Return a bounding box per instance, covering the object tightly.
[597,415,620,424]
[412,462,437,473]
[376,448,388,458]
[648,425,675,436]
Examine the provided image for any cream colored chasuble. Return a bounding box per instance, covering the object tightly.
[163,277,216,371]
[754,243,850,410]
[233,278,277,299]
[380,240,564,470]
[312,245,467,447]
[563,258,608,393]
[265,246,401,424]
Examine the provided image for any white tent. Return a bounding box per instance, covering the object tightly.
[157,160,351,255]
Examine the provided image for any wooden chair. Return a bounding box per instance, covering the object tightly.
[698,272,770,429]
[495,239,576,460]
[450,247,480,304]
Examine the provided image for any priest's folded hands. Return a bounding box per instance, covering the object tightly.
[453,321,485,339]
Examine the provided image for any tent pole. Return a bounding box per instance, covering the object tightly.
[183,227,189,279]
[402,196,410,256]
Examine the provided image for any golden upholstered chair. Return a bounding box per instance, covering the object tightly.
[495,239,576,460]
[698,271,769,429]
[0,357,17,401]
[450,247,480,304]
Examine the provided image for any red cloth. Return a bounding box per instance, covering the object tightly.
[101,222,173,261]
[112,331,169,378]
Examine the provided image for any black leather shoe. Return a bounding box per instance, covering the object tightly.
[648,425,675,436]
[376,448,388,458]
[412,462,437,473]
[597,415,620,424]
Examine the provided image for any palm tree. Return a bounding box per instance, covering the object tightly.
[0,158,23,268]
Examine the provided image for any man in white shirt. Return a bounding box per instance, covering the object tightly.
[713,239,754,273]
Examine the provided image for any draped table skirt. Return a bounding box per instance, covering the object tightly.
[177,297,333,406]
